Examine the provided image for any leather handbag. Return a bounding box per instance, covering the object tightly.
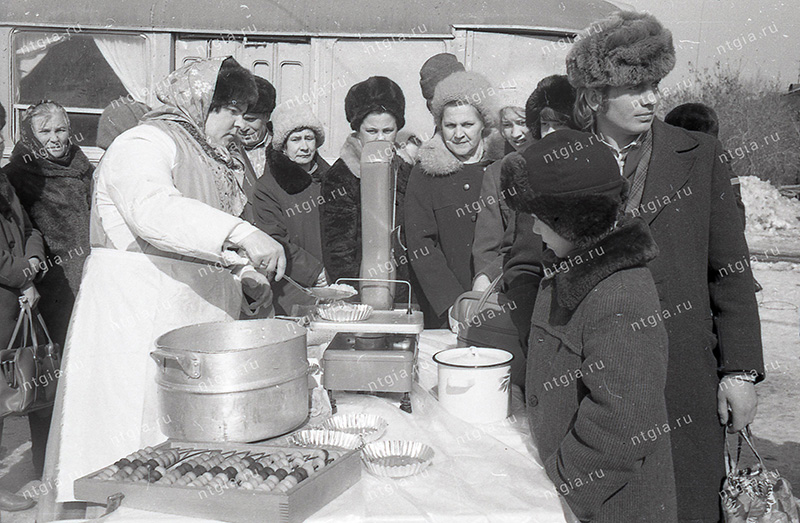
[451,274,527,388]
[721,426,800,522]
[0,296,61,417]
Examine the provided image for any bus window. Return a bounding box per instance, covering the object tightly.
[12,31,148,148]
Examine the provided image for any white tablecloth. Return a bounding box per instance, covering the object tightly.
[72,330,569,523]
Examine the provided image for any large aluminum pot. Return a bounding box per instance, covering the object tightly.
[151,319,309,442]
[433,347,513,424]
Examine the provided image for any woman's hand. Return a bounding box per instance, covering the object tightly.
[21,282,40,309]
[314,269,328,287]
[239,231,286,281]
[240,267,273,316]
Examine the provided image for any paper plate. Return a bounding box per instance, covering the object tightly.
[320,414,388,443]
[361,440,434,478]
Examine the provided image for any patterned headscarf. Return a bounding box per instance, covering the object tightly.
[150,58,221,133]
[143,58,248,217]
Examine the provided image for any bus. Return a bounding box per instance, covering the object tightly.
[2,0,619,163]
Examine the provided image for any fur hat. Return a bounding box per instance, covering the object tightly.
[344,76,406,131]
[211,57,258,111]
[430,71,500,129]
[248,76,277,117]
[270,103,325,152]
[419,53,466,103]
[665,102,719,137]
[526,75,576,137]
[501,129,627,246]
[566,11,675,89]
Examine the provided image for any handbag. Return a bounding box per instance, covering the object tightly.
[451,273,527,388]
[0,296,61,418]
[721,426,800,523]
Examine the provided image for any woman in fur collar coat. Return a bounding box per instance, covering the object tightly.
[321,76,415,290]
[404,71,505,327]
[251,104,330,315]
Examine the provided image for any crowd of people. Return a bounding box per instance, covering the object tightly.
[0,9,764,523]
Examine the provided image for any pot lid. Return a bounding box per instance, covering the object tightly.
[433,347,513,369]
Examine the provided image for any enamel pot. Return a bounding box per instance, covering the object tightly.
[432,347,513,424]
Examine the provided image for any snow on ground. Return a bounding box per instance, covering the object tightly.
[740,176,800,235]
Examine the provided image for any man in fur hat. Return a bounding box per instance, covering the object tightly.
[566,11,764,523]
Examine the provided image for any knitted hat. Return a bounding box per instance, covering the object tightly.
[344,76,406,131]
[526,75,576,137]
[96,99,150,150]
[270,103,325,152]
[419,53,466,103]
[211,57,258,111]
[430,71,500,129]
[567,11,675,89]
[501,129,626,245]
[248,76,277,117]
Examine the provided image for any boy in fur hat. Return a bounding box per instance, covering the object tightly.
[503,128,677,523]
[567,11,764,523]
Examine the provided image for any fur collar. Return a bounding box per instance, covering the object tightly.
[266,145,321,195]
[339,134,364,178]
[547,217,659,310]
[418,129,506,177]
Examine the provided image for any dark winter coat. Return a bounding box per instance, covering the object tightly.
[0,175,46,345]
[629,119,764,522]
[404,133,505,322]
[528,217,677,523]
[253,146,330,286]
[502,211,544,346]
[320,136,413,290]
[252,147,330,315]
[3,143,92,345]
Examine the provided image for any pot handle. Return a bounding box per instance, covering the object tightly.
[150,350,201,379]
[446,376,475,391]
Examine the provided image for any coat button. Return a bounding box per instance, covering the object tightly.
[471,215,477,222]
[463,183,470,190]
[529,395,538,407]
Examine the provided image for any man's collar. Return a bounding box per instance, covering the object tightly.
[593,128,648,155]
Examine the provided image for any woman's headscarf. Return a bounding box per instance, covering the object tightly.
[146,58,223,133]
[141,58,251,217]
[18,101,78,165]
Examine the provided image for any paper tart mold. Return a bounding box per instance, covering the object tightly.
[321,414,388,443]
[317,302,374,322]
[288,429,364,451]
[360,440,434,478]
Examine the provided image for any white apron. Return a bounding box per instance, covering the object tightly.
[48,248,241,501]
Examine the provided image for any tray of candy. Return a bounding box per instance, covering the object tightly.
[73,440,361,523]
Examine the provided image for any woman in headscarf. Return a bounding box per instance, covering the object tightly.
[3,101,93,347]
[251,103,330,315]
[404,71,505,328]
[321,76,415,293]
[38,57,285,518]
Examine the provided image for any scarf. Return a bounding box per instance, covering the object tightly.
[142,58,246,216]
